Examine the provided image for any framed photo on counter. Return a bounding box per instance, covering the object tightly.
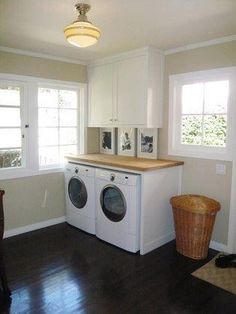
[100,128,115,154]
[117,128,136,156]
[137,128,158,159]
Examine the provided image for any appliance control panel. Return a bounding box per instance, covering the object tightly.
[96,169,140,186]
[66,163,95,177]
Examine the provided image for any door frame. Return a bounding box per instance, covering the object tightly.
[227,161,236,253]
[227,69,236,253]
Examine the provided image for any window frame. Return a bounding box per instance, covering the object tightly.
[0,73,87,180]
[168,67,236,161]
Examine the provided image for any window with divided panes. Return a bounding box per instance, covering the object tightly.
[169,68,235,160]
[38,87,79,168]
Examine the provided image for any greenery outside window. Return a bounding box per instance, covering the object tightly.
[181,81,228,147]
[0,83,25,169]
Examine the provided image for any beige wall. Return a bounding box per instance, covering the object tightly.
[1,42,235,244]
[0,51,87,82]
[87,128,100,153]
[0,51,87,231]
[1,173,65,230]
[160,41,236,244]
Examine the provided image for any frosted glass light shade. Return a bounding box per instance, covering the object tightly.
[64,21,101,48]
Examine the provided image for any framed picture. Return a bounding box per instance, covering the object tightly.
[137,128,158,159]
[117,128,136,156]
[100,128,115,154]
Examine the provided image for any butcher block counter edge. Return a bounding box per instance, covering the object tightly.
[65,154,184,172]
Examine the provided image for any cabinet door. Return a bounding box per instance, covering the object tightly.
[88,64,113,126]
[116,56,146,125]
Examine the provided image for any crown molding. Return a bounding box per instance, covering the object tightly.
[1,34,235,65]
[164,35,236,55]
[0,46,87,65]
[88,46,164,66]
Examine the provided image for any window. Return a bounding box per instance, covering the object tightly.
[181,81,228,147]
[169,68,236,160]
[38,87,79,169]
[0,82,25,169]
[0,73,86,180]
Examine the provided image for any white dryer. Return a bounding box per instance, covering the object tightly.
[95,168,141,253]
[65,163,95,234]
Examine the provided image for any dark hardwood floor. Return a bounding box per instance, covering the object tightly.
[0,223,235,314]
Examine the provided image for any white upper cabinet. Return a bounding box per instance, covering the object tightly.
[116,56,146,125]
[88,63,113,126]
[88,47,164,128]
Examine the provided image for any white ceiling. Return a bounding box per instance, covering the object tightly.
[0,0,236,62]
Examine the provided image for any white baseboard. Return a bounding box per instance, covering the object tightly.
[3,216,66,239]
[140,231,175,255]
[209,240,228,252]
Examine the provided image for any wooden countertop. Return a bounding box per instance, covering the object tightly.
[65,154,184,172]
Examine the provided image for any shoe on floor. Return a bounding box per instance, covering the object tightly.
[215,254,236,268]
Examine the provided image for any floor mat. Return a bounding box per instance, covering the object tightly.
[192,253,236,295]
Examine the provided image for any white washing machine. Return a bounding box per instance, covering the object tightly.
[65,163,95,234]
[95,168,141,253]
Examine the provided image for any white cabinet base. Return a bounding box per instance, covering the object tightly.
[140,166,182,255]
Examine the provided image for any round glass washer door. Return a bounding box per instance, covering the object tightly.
[100,185,126,222]
[68,177,88,209]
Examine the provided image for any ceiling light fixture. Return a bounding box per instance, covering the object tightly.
[64,3,101,48]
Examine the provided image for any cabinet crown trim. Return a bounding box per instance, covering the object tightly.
[88,46,164,67]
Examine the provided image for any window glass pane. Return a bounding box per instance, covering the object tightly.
[0,129,22,148]
[0,149,22,168]
[59,109,77,126]
[0,86,20,106]
[203,115,227,147]
[181,115,202,145]
[59,90,77,108]
[39,146,59,166]
[39,108,58,127]
[38,87,79,168]
[204,81,229,114]
[39,128,58,146]
[59,128,77,145]
[59,145,77,163]
[182,83,203,114]
[0,108,21,127]
[38,88,58,108]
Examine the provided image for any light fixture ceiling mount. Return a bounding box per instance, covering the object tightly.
[64,3,101,48]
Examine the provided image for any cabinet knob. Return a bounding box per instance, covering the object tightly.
[109,119,113,121]
[114,119,118,121]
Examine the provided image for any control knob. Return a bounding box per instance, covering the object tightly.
[110,174,115,182]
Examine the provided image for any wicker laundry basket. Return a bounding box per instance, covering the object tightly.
[170,195,221,260]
